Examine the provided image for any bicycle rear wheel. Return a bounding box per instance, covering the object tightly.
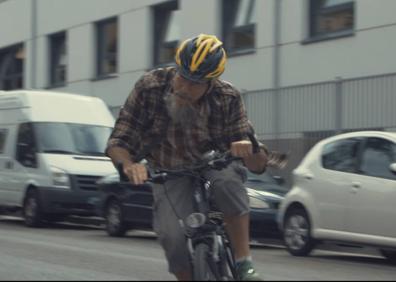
[192,243,219,281]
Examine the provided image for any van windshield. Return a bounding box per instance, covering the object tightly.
[34,122,112,156]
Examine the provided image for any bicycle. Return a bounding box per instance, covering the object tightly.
[116,133,287,281]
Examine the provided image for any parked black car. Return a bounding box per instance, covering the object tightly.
[96,170,287,238]
[245,171,288,239]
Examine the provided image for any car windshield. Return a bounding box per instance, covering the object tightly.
[34,122,112,156]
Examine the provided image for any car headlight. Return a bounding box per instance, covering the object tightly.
[249,197,270,209]
[50,166,71,188]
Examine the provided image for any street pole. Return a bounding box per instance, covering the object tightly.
[335,76,343,134]
[273,0,282,147]
[30,0,37,89]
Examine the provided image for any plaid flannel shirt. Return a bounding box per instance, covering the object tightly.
[106,67,253,169]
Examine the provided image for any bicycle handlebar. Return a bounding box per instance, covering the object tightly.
[116,152,240,184]
[116,132,261,184]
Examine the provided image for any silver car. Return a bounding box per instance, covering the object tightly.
[278,131,396,263]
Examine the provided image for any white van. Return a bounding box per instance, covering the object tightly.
[0,90,116,227]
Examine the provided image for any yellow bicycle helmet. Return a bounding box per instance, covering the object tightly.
[175,34,227,83]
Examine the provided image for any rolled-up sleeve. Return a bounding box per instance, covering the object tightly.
[105,87,148,158]
[226,93,251,143]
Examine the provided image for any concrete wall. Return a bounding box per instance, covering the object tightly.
[1,0,396,107]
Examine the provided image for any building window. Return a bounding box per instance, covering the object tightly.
[96,17,118,77]
[49,32,67,87]
[0,44,24,90]
[309,0,354,39]
[222,0,256,54]
[153,0,180,66]
[0,129,7,154]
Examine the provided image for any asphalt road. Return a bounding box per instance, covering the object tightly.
[1,216,396,281]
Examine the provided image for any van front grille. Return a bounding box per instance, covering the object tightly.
[75,175,101,191]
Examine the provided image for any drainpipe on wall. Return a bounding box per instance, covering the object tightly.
[30,0,38,89]
[335,76,343,134]
[273,0,282,146]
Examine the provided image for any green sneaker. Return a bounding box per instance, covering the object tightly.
[236,260,263,281]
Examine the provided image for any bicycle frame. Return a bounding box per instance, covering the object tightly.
[181,173,238,281]
[115,131,286,280]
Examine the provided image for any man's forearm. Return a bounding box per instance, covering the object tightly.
[107,147,134,167]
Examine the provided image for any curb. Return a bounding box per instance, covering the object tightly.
[67,215,105,226]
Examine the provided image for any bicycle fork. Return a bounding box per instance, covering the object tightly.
[188,231,234,280]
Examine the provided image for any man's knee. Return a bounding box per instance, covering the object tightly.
[157,228,191,274]
[212,177,244,196]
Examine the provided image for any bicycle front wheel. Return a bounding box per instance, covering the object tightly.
[193,243,219,281]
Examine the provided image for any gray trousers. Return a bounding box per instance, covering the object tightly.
[151,161,249,274]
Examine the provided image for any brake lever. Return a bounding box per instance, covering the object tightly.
[247,132,260,154]
[148,171,168,184]
[247,131,288,168]
[116,162,129,182]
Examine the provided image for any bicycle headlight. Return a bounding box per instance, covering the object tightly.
[249,197,270,209]
[185,213,206,228]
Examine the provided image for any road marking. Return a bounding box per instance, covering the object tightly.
[0,234,167,265]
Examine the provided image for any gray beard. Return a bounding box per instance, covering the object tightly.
[165,93,199,129]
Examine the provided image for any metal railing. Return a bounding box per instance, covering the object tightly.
[243,73,396,185]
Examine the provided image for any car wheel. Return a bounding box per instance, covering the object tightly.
[105,199,127,237]
[283,208,315,256]
[23,189,44,227]
[380,250,396,264]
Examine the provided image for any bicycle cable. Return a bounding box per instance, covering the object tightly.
[163,181,185,228]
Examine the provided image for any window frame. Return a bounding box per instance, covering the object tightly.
[0,43,24,90]
[358,137,396,180]
[95,17,118,79]
[304,0,355,44]
[152,0,179,67]
[15,123,38,168]
[0,128,8,154]
[49,31,67,88]
[321,137,363,173]
[222,0,256,56]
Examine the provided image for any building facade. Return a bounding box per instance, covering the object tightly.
[1,0,396,180]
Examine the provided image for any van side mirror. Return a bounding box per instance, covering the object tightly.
[390,163,396,174]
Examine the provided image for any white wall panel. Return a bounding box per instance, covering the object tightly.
[68,24,94,82]
[0,0,30,46]
[119,8,151,72]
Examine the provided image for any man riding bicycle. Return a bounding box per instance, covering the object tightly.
[106,34,267,281]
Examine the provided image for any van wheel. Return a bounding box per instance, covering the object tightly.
[105,199,127,237]
[380,250,396,264]
[283,208,315,256]
[23,190,44,227]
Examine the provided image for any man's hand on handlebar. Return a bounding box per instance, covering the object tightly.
[123,161,148,185]
[230,140,255,158]
[231,140,268,173]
